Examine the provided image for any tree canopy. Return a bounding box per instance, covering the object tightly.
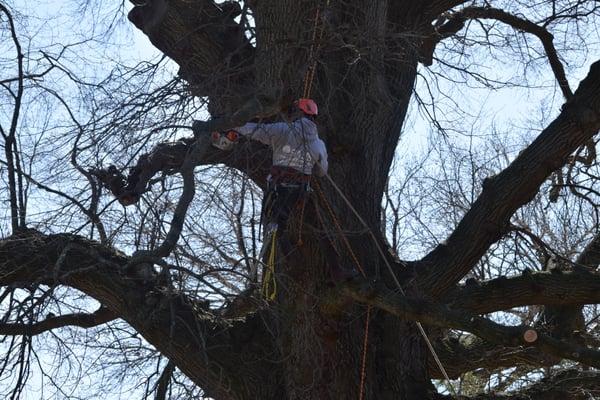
[1,0,600,399]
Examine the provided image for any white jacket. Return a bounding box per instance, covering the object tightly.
[235,118,328,176]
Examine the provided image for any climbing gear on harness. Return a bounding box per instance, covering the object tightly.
[258,176,310,300]
[210,130,239,151]
[295,98,318,116]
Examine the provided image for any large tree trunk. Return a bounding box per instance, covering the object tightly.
[127,0,432,398]
[6,1,600,398]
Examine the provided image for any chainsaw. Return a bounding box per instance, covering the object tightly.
[211,130,239,151]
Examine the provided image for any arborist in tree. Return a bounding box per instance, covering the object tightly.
[198,99,353,296]
[233,98,327,238]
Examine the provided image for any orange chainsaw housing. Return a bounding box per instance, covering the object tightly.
[211,130,239,151]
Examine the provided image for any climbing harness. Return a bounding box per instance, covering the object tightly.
[258,170,311,300]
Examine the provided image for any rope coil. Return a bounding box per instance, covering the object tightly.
[262,230,278,301]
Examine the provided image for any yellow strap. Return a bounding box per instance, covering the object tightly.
[262,231,278,301]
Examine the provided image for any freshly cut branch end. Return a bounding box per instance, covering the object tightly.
[523,329,538,343]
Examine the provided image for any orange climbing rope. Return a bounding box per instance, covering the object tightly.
[295,0,458,393]
[315,182,366,277]
[301,2,370,396]
[359,305,371,400]
[320,173,459,397]
[302,0,331,99]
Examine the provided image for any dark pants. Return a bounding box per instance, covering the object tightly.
[263,184,305,232]
[261,182,355,284]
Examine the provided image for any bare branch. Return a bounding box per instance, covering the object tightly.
[0,4,25,231]
[128,0,255,114]
[443,270,600,315]
[430,336,558,379]
[420,6,573,100]
[434,369,600,399]
[155,361,175,400]
[0,230,280,400]
[0,307,116,337]
[423,1,470,18]
[576,231,600,269]
[93,95,279,205]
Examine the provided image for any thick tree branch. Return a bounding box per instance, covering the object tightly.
[575,231,600,269]
[442,270,600,315]
[0,4,25,231]
[0,307,116,336]
[344,280,600,369]
[155,361,175,400]
[424,1,470,18]
[126,136,210,261]
[461,7,572,99]
[0,230,281,400]
[417,60,600,298]
[92,97,276,205]
[434,369,600,399]
[534,231,600,340]
[430,336,558,379]
[128,0,255,114]
[418,15,467,66]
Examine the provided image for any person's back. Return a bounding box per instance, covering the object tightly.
[234,99,328,178]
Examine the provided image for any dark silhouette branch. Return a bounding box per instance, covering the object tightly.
[127,0,255,115]
[420,6,573,100]
[0,230,280,400]
[155,361,175,400]
[0,4,25,231]
[443,270,600,315]
[92,95,278,206]
[0,307,116,337]
[576,231,600,269]
[344,279,600,369]
[424,1,470,18]
[434,369,600,399]
[430,336,558,379]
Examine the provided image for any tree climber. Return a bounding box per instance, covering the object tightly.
[233,98,328,239]
[232,99,357,285]
[196,99,354,293]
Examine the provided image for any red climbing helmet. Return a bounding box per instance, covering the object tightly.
[295,98,318,116]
